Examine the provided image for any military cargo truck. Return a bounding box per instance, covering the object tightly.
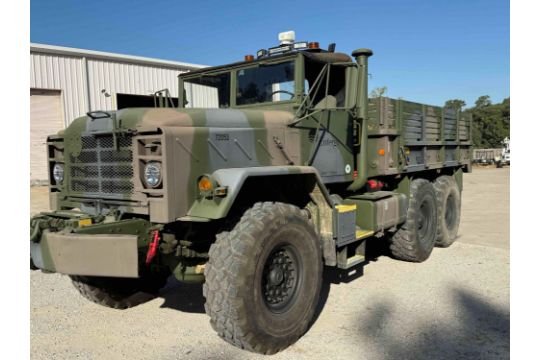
[30,31,471,354]
[473,148,502,165]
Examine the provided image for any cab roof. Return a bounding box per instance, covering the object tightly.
[179,50,352,79]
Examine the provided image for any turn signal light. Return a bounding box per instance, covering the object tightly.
[244,54,254,61]
[308,42,320,49]
[378,148,386,156]
[198,176,213,192]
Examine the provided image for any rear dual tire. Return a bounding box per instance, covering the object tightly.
[389,175,461,262]
[433,175,461,247]
[389,178,438,262]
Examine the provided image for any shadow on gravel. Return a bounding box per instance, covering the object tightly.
[154,237,391,318]
[309,237,389,330]
[158,277,206,313]
[305,234,405,333]
[356,288,510,360]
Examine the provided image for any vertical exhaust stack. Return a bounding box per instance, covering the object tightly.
[351,48,373,120]
[348,48,373,192]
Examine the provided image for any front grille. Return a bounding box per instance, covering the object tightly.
[69,135,134,197]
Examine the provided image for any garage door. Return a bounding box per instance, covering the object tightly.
[30,89,63,184]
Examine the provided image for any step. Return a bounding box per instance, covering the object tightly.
[356,228,374,240]
[341,254,365,269]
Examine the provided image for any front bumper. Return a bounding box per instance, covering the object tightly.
[31,231,139,277]
[30,211,155,278]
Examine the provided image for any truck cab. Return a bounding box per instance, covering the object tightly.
[178,39,362,185]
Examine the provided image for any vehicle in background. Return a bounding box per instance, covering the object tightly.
[473,148,501,165]
[496,137,510,167]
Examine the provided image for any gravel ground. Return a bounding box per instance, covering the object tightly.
[30,167,510,360]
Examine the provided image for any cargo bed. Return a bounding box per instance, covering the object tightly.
[366,97,472,177]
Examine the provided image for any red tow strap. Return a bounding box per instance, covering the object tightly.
[145,230,160,265]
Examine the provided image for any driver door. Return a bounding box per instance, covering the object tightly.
[300,63,356,184]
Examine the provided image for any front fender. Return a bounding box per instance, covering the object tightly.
[182,166,332,220]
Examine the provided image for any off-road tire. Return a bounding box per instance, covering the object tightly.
[434,175,461,247]
[203,202,323,354]
[389,178,438,262]
[70,271,169,309]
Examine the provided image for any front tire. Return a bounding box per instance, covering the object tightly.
[70,270,169,309]
[203,202,323,354]
[389,178,438,262]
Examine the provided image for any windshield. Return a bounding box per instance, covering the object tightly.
[184,73,230,108]
[236,61,295,105]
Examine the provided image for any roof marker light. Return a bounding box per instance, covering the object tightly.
[278,31,296,45]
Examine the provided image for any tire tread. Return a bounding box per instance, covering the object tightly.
[70,273,167,310]
[389,178,437,262]
[434,175,461,247]
[203,202,319,354]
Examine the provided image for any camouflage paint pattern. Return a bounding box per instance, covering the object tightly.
[50,103,355,223]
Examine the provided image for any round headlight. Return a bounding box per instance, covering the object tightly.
[144,162,162,188]
[53,164,64,184]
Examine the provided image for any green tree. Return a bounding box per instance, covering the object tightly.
[370,86,387,97]
[467,95,510,148]
[445,99,466,110]
[475,95,492,108]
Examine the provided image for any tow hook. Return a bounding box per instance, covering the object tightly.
[145,230,160,265]
[30,219,45,243]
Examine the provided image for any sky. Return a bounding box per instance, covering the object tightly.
[31,0,509,108]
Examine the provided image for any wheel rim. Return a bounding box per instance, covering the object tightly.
[417,198,433,239]
[445,193,457,230]
[261,244,301,314]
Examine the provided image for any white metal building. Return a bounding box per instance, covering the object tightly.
[30,43,207,183]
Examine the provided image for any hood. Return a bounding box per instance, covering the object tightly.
[64,107,296,137]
